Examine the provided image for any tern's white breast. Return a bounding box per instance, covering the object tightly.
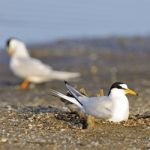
[10,57,23,77]
[109,95,129,122]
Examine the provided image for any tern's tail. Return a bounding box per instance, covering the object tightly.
[51,70,80,80]
[50,89,83,108]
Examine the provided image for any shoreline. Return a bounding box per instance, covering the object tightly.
[0,37,150,149]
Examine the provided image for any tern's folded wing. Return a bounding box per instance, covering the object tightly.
[81,96,113,119]
[12,57,52,77]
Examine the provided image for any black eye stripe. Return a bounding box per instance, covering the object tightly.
[117,86,126,89]
[117,86,122,89]
[108,82,126,96]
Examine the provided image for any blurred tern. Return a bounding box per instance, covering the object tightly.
[6,38,80,89]
[51,81,138,122]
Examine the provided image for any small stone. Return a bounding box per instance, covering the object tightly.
[0,138,8,143]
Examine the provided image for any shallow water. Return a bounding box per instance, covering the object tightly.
[0,45,150,149]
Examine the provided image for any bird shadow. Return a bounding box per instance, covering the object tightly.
[0,80,20,87]
[7,105,150,129]
[16,105,88,129]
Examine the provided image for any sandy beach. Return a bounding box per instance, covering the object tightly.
[0,37,150,149]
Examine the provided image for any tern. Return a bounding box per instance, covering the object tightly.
[6,38,80,89]
[51,81,138,122]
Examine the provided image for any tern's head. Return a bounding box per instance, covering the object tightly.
[108,82,138,97]
[6,38,30,57]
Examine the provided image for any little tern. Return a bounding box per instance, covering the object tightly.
[51,81,138,122]
[6,38,80,89]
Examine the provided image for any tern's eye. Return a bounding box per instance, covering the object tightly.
[117,85,124,89]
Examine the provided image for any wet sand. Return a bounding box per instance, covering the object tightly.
[0,38,150,149]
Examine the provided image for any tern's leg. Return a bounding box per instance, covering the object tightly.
[20,80,30,89]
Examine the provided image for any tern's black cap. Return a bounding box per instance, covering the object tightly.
[6,37,20,47]
[110,82,125,90]
[108,82,125,95]
[6,38,12,47]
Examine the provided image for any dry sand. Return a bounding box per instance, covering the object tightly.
[0,38,150,149]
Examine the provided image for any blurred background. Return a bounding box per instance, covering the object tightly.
[0,0,150,48]
[0,1,150,149]
[0,0,150,107]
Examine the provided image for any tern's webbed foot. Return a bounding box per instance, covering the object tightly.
[20,80,30,89]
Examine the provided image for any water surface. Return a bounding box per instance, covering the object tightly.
[0,0,150,48]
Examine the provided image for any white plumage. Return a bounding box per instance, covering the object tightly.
[51,81,138,122]
[6,38,80,85]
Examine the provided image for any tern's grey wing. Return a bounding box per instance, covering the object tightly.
[64,81,86,98]
[80,96,113,119]
[11,57,52,78]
